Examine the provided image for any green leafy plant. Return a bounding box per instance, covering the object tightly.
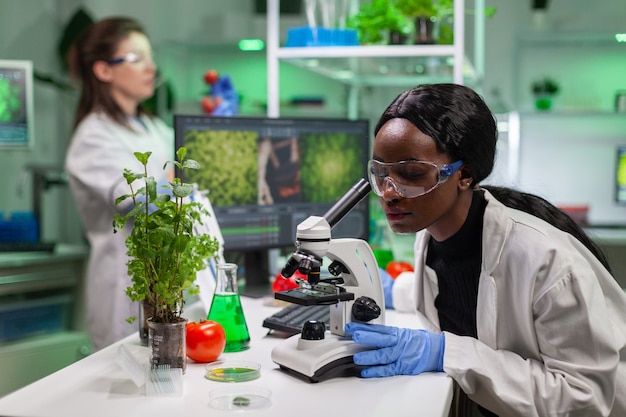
[113,148,219,323]
[346,0,411,45]
[435,0,497,19]
[395,0,437,18]
[532,77,560,96]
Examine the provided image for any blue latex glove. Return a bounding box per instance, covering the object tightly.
[379,267,394,310]
[345,322,445,378]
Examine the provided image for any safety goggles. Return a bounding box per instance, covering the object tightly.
[368,159,464,198]
[107,51,155,66]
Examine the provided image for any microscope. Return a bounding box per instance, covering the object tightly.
[271,179,385,382]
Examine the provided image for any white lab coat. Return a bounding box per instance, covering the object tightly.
[65,111,174,351]
[393,189,626,417]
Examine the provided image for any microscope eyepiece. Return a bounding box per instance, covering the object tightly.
[323,178,371,228]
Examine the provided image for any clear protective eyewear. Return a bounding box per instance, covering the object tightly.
[368,159,464,198]
[107,51,155,66]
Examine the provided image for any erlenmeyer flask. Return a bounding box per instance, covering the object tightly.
[207,263,250,352]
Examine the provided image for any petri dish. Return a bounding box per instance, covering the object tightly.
[209,385,272,411]
[205,360,261,383]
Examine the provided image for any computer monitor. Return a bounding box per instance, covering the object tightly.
[174,115,371,289]
[0,60,34,147]
[616,146,626,205]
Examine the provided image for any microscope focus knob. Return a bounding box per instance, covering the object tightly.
[301,320,326,340]
[352,296,381,322]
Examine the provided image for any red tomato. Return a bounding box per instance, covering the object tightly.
[201,96,215,113]
[203,69,219,85]
[385,261,414,279]
[272,270,306,293]
[186,320,226,363]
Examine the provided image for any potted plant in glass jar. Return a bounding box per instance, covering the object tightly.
[113,148,219,372]
[532,77,560,110]
[347,0,412,45]
[394,0,437,44]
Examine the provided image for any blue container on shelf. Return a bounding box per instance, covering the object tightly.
[0,211,39,243]
[285,26,359,47]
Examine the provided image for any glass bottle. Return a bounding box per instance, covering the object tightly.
[207,263,250,352]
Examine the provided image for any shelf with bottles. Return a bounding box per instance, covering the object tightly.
[513,31,626,112]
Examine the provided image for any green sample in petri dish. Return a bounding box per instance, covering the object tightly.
[208,385,272,410]
[205,361,261,382]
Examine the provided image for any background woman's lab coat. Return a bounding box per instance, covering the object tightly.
[65,112,173,350]
[393,189,626,417]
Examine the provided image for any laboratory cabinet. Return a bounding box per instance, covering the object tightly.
[0,245,92,397]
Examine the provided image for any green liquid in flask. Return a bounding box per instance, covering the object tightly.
[208,293,250,352]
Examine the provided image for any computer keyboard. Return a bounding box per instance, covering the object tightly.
[262,303,330,336]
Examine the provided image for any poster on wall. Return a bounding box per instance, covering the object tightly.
[0,60,34,148]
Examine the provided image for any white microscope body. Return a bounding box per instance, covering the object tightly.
[271,179,385,382]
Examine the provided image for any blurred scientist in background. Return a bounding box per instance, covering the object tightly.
[65,17,173,350]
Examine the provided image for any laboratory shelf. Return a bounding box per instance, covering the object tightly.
[516,31,624,47]
[280,54,478,88]
[274,44,459,59]
[265,0,485,119]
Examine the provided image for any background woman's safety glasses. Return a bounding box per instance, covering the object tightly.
[368,159,464,198]
[107,52,155,66]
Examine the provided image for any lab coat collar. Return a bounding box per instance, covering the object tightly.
[413,188,509,348]
[474,189,511,348]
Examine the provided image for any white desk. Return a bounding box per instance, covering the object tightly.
[0,296,453,417]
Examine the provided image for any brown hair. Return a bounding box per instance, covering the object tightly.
[68,17,147,129]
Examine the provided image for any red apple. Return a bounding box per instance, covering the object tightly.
[204,69,219,85]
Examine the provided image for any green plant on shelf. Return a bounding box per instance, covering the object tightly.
[395,0,437,18]
[532,77,560,96]
[346,0,412,45]
[531,77,560,110]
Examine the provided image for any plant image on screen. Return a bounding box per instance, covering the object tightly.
[183,129,258,206]
[618,152,626,187]
[618,148,626,204]
[299,132,367,202]
[0,78,22,122]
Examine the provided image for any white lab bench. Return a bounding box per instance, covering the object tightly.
[0,296,453,417]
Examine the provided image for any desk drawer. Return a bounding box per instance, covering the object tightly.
[0,293,72,342]
[0,331,92,397]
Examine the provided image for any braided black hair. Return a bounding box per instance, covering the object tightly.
[483,185,611,272]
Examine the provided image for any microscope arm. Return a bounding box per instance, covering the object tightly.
[325,238,385,336]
